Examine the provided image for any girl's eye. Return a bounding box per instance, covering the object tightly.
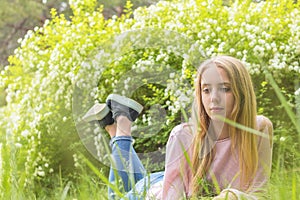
[202,88,211,93]
[220,87,231,92]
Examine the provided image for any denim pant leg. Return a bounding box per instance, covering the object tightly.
[108,136,146,199]
[125,171,165,200]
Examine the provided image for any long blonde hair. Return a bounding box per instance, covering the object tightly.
[191,55,258,196]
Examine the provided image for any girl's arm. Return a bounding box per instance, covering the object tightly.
[213,115,273,200]
[162,123,194,199]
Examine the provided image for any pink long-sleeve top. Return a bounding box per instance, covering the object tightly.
[145,115,273,199]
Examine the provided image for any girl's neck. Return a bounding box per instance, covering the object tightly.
[211,121,230,140]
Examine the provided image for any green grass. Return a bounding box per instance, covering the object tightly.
[0,141,298,199]
[268,169,300,200]
[1,168,297,199]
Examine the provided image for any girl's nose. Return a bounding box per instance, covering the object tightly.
[210,89,220,103]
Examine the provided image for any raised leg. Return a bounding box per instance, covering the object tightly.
[105,95,145,199]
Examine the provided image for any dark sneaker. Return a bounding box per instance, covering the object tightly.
[82,103,114,128]
[106,94,143,122]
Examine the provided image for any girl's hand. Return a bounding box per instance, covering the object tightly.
[212,190,238,200]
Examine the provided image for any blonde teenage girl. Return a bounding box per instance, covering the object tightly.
[83,55,273,199]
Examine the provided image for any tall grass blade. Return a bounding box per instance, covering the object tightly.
[80,154,125,199]
[216,116,269,138]
[265,71,300,135]
[61,181,71,200]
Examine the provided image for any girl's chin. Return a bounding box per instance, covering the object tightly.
[210,118,226,124]
[209,113,226,120]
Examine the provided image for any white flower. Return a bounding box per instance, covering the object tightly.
[21,130,30,137]
[249,41,255,47]
[258,39,265,45]
[275,18,280,24]
[37,171,45,177]
[34,26,39,32]
[279,136,286,142]
[295,45,300,54]
[272,47,278,53]
[17,38,23,44]
[218,46,223,52]
[295,88,300,96]
[15,143,22,148]
[179,93,190,103]
[63,117,67,122]
[238,29,244,35]
[229,48,235,54]
[169,73,175,79]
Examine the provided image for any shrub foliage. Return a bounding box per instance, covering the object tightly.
[0,0,299,195]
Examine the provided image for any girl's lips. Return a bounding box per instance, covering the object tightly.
[210,107,224,111]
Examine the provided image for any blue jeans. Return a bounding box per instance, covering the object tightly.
[108,136,164,200]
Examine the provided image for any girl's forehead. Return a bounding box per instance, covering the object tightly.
[200,67,230,84]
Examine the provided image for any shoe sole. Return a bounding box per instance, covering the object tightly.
[82,103,110,122]
[106,94,143,114]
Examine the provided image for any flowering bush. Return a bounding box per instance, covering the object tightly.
[0,0,299,192]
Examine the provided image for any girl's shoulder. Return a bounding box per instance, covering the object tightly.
[167,123,194,149]
[256,115,273,146]
[170,123,193,137]
[256,115,273,133]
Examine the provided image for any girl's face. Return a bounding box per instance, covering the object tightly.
[200,66,235,121]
